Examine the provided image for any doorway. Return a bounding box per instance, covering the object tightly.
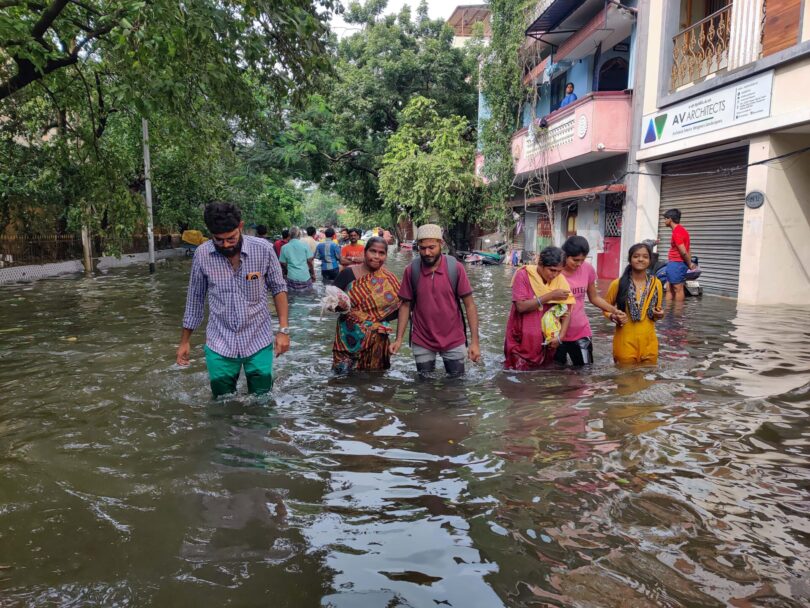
[598,57,629,91]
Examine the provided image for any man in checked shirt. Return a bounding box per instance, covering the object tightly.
[176,202,290,397]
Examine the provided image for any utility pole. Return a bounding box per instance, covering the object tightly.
[141,118,156,274]
[80,224,93,275]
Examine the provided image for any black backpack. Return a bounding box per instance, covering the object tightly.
[408,255,467,346]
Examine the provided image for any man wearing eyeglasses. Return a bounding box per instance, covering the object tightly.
[176,202,290,397]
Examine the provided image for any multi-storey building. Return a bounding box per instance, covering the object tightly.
[506,0,639,279]
[627,0,810,303]
[447,4,492,47]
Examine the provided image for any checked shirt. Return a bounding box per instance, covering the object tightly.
[182,235,287,358]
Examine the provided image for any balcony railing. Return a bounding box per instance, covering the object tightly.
[671,3,732,90]
[511,91,632,178]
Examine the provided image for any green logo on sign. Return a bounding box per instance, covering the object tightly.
[644,113,668,144]
[654,114,667,139]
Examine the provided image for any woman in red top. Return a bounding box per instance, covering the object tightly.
[504,247,574,371]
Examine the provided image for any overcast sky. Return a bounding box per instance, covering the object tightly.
[330,0,467,37]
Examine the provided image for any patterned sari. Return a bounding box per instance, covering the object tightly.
[332,267,401,372]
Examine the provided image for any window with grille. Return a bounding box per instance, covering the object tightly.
[605,193,623,238]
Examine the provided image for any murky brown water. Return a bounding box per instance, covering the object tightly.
[1,251,809,607]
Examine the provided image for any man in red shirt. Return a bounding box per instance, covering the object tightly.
[663,208,696,301]
[273,229,289,259]
[389,224,480,376]
[339,228,365,269]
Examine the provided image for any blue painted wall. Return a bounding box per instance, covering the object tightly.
[477,91,490,149]
[521,55,593,128]
[507,14,637,130]
[566,56,593,99]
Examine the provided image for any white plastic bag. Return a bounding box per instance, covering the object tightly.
[320,285,351,317]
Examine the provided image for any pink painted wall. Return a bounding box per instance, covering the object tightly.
[474,152,488,184]
[511,92,632,178]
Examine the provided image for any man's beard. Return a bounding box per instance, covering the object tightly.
[420,253,440,267]
[214,236,242,257]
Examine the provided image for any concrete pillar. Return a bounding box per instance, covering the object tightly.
[738,136,771,304]
[739,134,810,305]
[623,160,661,257]
[623,0,653,258]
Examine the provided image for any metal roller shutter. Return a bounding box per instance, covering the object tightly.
[658,147,748,297]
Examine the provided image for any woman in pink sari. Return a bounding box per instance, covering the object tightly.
[504,247,575,370]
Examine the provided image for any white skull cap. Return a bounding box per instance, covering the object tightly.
[416,224,443,242]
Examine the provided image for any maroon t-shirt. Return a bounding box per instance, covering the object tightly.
[398,256,473,352]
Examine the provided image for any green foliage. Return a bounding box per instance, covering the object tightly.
[0,0,335,243]
[268,0,478,218]
[0,0,336,115]
[299,187,344,228]
[480,0,532,222]
[379,96,480,227]
[135,125,302,233]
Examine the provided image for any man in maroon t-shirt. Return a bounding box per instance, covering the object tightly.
[390,224,480,376]
[273,228,289,259]
[663,208,696,301]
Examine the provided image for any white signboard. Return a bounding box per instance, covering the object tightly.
[641,71,773,148]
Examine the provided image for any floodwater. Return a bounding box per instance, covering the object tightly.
[1,251,809,608]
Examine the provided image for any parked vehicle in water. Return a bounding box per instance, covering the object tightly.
[456,241,508,265]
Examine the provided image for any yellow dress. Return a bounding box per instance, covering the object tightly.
[604,277,663,365]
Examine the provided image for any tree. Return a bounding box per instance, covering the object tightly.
[0,0,336,256]
[379,95,481,247]
[0,0,337,111]
[267,0,479,217]
[479,0,532,218]
[299,187,343,228]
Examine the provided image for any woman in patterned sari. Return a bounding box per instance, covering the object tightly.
[332,237,400,373]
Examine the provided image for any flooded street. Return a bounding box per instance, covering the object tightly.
[1,251,809,607]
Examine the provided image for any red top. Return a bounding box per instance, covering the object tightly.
[503,267,553,370]
[273,239,286,258]
[668,224,690,262]
[340,243,365,268]
[398,256,473,351]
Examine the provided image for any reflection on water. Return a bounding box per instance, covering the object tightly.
[1,253,809,606]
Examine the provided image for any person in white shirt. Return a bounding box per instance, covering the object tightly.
[301,226,318,254]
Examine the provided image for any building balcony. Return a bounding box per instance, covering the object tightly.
[511,91,631,179]
[669,0,802,92]
[670,3,732,90]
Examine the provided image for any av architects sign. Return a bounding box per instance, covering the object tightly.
[641,71,773,148]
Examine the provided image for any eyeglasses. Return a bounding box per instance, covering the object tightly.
[211,231,240,246]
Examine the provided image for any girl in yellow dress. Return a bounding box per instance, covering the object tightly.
[604,243,664,365]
